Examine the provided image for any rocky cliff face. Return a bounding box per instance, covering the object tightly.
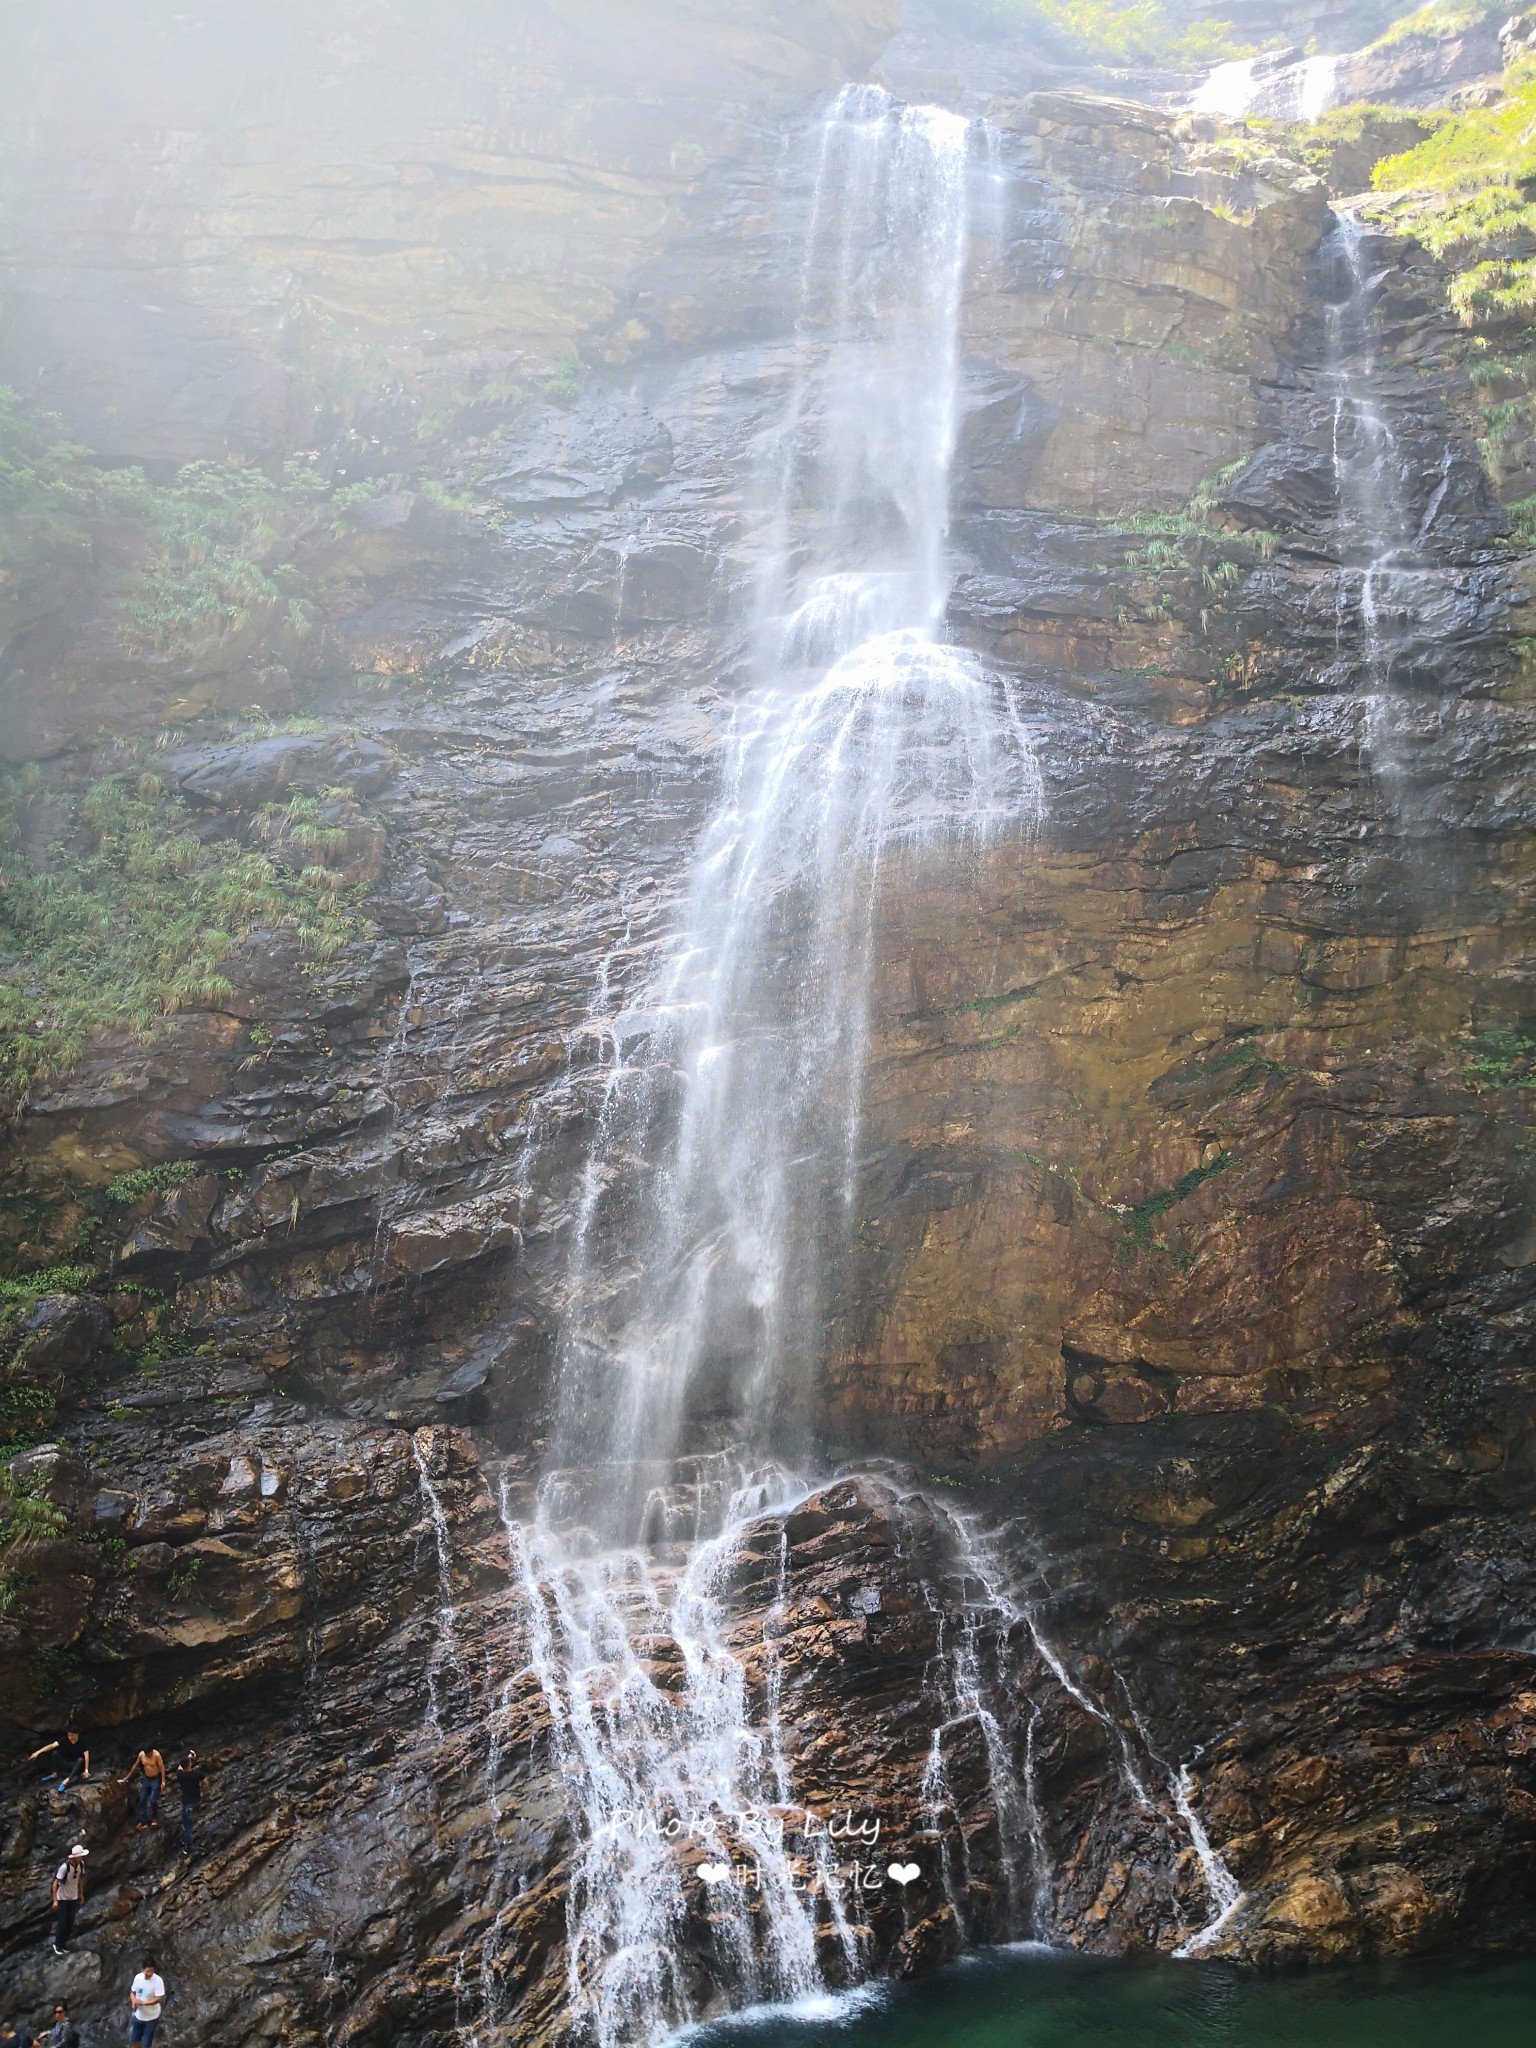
[2,4,1534,2044]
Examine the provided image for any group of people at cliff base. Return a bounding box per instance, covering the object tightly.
[27,1731,208,1863]
[0,1969,166,2045]
[17,1724,208,2041]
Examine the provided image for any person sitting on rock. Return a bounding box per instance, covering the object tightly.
[40,2002,79,2048]
[27,1728,88,1792]
[119,1744,167,1830]
[48,1844,86,1954]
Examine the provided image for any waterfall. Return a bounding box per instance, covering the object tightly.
[1321,212,1448,787]
[545,86,1041,1524]
[413,1428,465,1731]
[1190,51,1337,122]
[490,83,1045,2046]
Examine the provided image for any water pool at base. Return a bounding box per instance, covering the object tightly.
[684,1947,1536,2047]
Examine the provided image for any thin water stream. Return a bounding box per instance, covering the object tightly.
[493,85,1049,2046]
[1320,210,1465,794]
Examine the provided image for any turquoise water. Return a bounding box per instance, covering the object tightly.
[684,1946,1536,2046]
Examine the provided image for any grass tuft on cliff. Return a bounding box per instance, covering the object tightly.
[926,0,1245,66]
[1370,60,1536,330]
[0,387,330,658]
[0,769,372,1114]
[1249,105,1443,196]
[1368,0,1507,50]
[118,459,323,654]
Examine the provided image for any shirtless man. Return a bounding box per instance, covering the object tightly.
[119,1745,167,1830]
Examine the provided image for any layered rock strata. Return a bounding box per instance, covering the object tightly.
[0,8,1534,2045]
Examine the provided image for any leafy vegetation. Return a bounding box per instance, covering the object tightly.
[916,0,1246,66]
[0,387,331,656]
[105,1161,200,1206]
[0,768,373,1113]
[1375,73,1536,195]
[1369,61,1536,330]
[1249,105,1442,195]
[1370,0,1506,49]
[0,1264,94,1305]
[543,351,583,402]
[118,460,321,654]
[1462,1025,1536,1092]
[166,1553,203,1598]
[1120,1152,1233,1248]
[0,1460,68,1614]
[28,1646,81,1698]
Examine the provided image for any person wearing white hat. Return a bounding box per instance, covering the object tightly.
[49,1844,87,1953]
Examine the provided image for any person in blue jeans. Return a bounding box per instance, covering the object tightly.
[174,1752,207,1856]
[119,1746,166,1831]
[128,1961,166,2045]
[27,1728,89,1792]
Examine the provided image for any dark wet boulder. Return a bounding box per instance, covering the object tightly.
[161,732,397,808]
[10,1295,112,1398]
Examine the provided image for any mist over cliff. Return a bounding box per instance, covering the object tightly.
[1,3,1534,2044]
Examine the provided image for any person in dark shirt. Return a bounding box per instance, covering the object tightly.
[26,1729,88,1791]
[174,1752,207,1857]
[41,2002,80,2048]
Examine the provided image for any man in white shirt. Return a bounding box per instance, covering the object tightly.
[128,1960,166,2045]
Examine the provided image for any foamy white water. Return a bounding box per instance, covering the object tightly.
[487,86,1046,2047]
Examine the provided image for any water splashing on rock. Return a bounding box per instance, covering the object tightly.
[488,83,1045,2044]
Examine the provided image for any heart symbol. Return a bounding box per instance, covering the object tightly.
[887,1862,920,1886]
[697,1861,731,1883]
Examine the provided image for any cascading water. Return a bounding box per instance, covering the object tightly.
[493,83,1045,2046]
[1190,50,1337,122]
[1321,211,1457,789]
[548,87,1042,1521]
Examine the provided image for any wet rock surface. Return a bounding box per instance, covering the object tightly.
[1,6,1535,2044]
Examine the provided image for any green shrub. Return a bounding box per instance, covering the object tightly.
[0,1461,69,1614]
[1451,258,1536,327]
[1121,1152,1233,1247]
[1369,59,1536,331]
[939,0,1246,63]
[1254,105,1443,195]
[166,1553,203,1598]
[105,1161,200,1205]
[1374,64,1536,196]
[0,770,373,1113]
[1370,0,1506,50]
[0,388,334,657]
[0,387,98,566]
[543,351,583,402]
[1463,1025,1536,1091]
[0,1265,94,1304]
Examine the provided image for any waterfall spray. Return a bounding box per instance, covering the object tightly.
[489,85,1045,2045]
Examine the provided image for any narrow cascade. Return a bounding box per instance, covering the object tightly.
[497,83,1044,2047]
[1320,211,1457,787]
[413,1428,464,1732]
[1190,50,1336,121]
